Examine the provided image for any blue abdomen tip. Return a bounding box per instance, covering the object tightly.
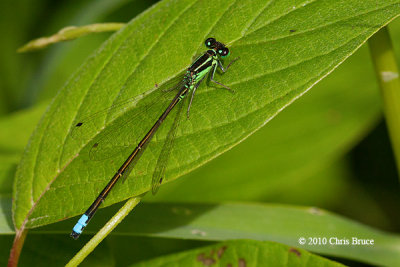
[72,214,89,234]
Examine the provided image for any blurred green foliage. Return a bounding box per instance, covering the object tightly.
[1,0,400,266]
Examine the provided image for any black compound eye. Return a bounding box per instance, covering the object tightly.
[205,37,216,48]
[219,47,230,58]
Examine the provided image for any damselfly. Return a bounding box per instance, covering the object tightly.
[70,38,238,239]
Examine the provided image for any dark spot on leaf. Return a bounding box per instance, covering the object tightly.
[210,249,215,257]
[197,253,205,261]
[76,122,83,127]
[155,83,159,88]
[93,143,99,148]
[203,258,216,266]
[217,246,227,258]
[159,178,163,184]
[227,264,232,267]
[290,29,296,33]
[196,251,216,266]
[289,247,301,257]
[238,258,246,267]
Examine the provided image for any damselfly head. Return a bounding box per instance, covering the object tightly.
[217,46,229,58]
[205,37,217,48]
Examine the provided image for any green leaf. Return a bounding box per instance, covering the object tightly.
[13,0,400,231]
[129,240,344,267]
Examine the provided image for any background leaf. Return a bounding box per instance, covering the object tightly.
[37,202,400,266]
[12,0,400,231]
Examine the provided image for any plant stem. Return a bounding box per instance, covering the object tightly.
[7,229,27,267]
[368,27,400,176]
[66,197,141,267]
